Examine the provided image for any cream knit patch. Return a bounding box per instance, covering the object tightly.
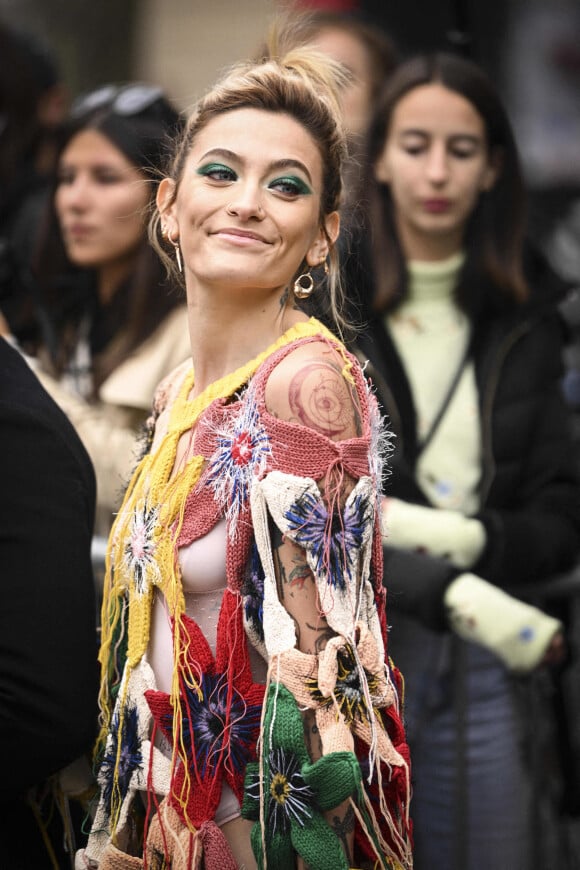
[251,471,380,655]
[85,659,171,865]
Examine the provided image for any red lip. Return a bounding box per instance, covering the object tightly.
[64,224,94,237]
[212,227,270,244]
[422,199,451,214]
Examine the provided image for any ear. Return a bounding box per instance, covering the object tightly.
[157,178,178,236]
[480,147,503,192]
[305,211,340,267]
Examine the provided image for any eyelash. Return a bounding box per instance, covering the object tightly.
[197,163,237,182]
[268,176,310,197]
[196,164,310,196]
[403,145,476,160]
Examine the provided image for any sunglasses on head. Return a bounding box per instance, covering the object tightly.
[70,83,165,119]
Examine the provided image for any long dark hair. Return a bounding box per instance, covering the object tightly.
[363,52,528,317]
[32,84,184,391]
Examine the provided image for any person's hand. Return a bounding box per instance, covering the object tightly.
[381,496,486,569]
[445,573,565,673]
[540,630,567,667]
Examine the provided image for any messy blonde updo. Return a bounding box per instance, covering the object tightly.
[151,23,349,333]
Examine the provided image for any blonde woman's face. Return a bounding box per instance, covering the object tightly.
[56,129,150,270]
[160,107,338,299]
[375,83,498,260]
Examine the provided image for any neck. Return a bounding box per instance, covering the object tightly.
[186,283,307,397]
[97,260,134,306]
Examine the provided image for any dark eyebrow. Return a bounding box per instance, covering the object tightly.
[197,148,313,184]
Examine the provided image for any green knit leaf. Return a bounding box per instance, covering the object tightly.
[241,762,260,820]
[261,681,310,765]
[291,813,350,870]
[251,822,294,870]
[302,751,361,810]
[245,681,358,868]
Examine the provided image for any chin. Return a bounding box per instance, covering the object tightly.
[63,243,103,267]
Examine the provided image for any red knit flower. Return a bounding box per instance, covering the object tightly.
[145,590,265,828]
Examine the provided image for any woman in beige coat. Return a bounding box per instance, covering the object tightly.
[29,84,190,533]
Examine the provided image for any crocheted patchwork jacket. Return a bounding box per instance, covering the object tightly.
[83,319,413,870]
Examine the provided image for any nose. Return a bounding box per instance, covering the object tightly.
[225,182,264,221]
[425,143,449,186]
[57,175,92,213]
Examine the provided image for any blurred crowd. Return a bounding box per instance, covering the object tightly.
[1,5,579,869]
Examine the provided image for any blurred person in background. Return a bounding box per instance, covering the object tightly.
[0,19,68,348]
[348,51,580,869]
[258,9,397,223]
[0,315,98,867]
[27,84,190,534]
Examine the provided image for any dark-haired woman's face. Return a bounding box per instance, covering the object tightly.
[375,83,498,260]
[55,129,150,272]
[309,27,373,138]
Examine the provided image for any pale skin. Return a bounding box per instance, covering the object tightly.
[374,82,499,262]
[158,107,361,866]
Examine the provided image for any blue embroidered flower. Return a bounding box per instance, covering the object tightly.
[247,746,315,835]
[242,543,265,642]
[145,605,265,828]
[284,489,370,590]
[176,671,262,779]
[206,393,271,536]
[100,703,143,818]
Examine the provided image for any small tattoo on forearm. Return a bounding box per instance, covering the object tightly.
[331,804,355,862]
[288,557,311,591]
[272,543,286,601]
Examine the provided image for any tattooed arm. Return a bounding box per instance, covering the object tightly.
[265,342,362,440]
[265,342,362,654]
[265,343,362,868]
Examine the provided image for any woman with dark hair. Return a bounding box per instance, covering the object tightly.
[30,84,190,532]
[350,52,580,869]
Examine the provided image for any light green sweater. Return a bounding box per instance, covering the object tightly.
[386,252,481,515]
[382,254,561,671]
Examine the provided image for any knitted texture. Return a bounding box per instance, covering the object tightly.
[242,681,362,870]
[88,318,412,868]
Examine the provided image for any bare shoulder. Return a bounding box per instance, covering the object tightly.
[264,340,362,440]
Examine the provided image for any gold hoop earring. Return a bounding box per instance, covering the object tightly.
[167,230,182,274]
[293,271,314,300]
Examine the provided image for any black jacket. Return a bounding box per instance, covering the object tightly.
[356,287,580,631]
[0,338,98,861]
